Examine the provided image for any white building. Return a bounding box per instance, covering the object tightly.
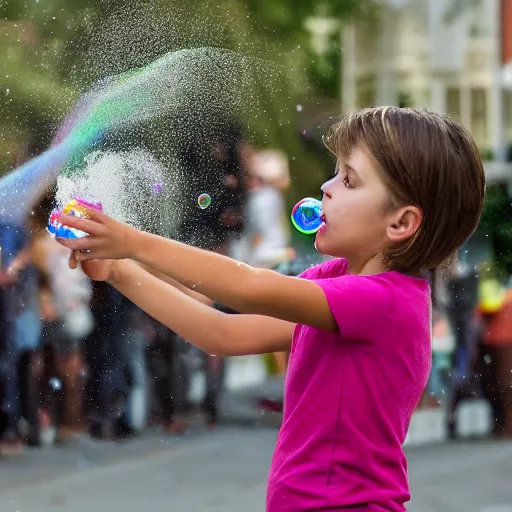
[341,0,512,182]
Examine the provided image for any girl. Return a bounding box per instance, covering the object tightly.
[57,107,485,512]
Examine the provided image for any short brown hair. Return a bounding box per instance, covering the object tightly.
[324,106,486,273]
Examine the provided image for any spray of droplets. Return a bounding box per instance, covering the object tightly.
[0,47,282,228]
[56,149,182,235]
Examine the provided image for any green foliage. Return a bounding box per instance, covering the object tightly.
[0,0,376,202]
[479,184,512,269]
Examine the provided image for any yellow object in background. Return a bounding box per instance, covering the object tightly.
[479,279,506,314]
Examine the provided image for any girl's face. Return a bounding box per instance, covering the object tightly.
[315,146,393,272]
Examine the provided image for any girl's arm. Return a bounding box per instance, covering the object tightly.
[132,232,336,331]
[110,259,295,356]
[58,210,337,332]
[139,264,214,306]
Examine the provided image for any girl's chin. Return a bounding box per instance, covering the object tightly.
[315,230,343,257]
[314,232,327,253]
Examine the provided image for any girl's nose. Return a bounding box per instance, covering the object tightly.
[320,180,332,198]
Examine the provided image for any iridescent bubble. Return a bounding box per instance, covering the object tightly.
[49,377,63,391]
[153,183,163,194]
[198,193,212,209]
[291,197,323,234]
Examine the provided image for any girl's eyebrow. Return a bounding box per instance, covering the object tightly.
[344,163,359,178]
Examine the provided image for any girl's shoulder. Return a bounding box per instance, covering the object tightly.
[299,258,349,280]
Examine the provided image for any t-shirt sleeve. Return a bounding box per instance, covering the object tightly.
[312,274,396,343]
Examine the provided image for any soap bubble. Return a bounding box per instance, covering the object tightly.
[296,105,303,112]
[198,193,212,209]
[291,197,323,234]
[49,377,63,392]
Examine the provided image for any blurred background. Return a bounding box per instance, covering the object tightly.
[1,1,512,511]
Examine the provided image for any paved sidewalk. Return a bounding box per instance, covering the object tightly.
[220,361,493,446]
[0,426,509,512]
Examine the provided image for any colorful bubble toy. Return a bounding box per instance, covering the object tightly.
[47,198,103,239]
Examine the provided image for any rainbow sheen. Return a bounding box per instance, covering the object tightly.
[291,197,323,234]
[0,48,266,224]
[198,193,212,209]
[47,198,103,239]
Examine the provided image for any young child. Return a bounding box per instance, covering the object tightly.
[57,107,485,512]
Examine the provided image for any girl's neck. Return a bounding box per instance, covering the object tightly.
[350,257,426,279]
[348,255,388,276]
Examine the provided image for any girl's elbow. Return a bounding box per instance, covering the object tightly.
[210,323,245,357]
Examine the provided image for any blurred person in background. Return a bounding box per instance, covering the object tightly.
[32,192,93,441]
[0,196,58,451]
[443,261,480,439]
[478,265,512,438]
[0,221,31,454]
[166,118,247,430]
[84,283,134,439]
[417,270,451,409]
[231,148,295,413]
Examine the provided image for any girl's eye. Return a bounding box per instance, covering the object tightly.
[343,175,352,188]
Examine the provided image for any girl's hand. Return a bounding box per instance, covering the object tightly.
[56,208,139,263]
[68,251,115,282]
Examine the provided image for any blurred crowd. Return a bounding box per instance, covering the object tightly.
[1,122,512,460]
[0,124,298,456]
[426,263,512,439]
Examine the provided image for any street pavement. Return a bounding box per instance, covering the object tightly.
[0,423,510,512]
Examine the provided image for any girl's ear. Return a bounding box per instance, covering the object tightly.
[387,205,422,245]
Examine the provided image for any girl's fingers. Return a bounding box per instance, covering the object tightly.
[84,207,107,223]
[69,252,79,269]
[56,236,94,252]
[58,214,100,235]
[72,250,94,262]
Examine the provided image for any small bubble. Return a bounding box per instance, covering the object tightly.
[197,193,212,209]
[296,104,303,112]
[49,377,62,391]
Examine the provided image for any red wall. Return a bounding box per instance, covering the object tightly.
[503,0,512,64]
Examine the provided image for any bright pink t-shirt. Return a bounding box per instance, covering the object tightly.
[267,259,432,512]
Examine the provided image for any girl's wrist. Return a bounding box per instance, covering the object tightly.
[125,226,145,261]
[107,259,127,287]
